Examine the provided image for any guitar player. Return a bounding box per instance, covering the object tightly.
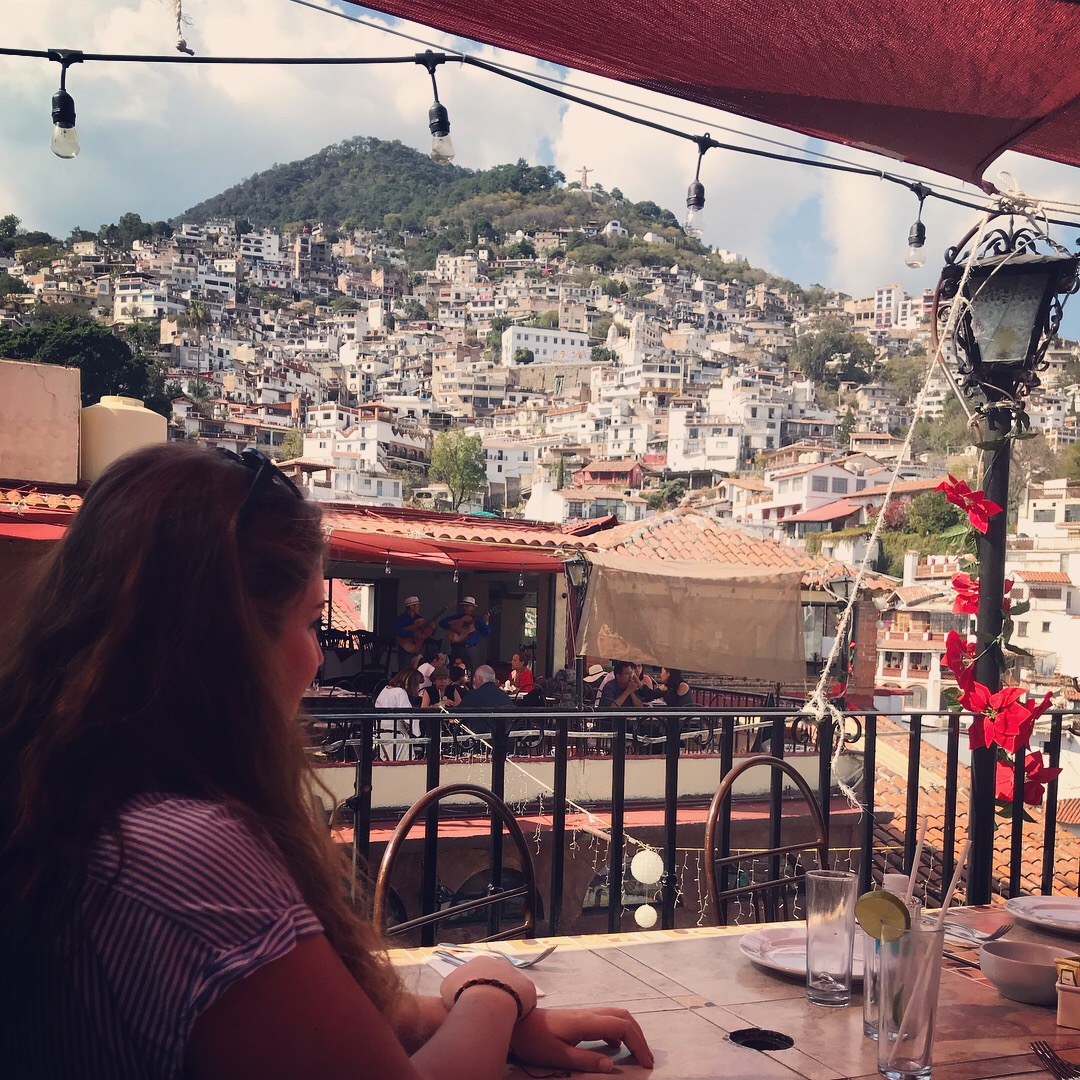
[393,595,439,669]
[439,595,492,672]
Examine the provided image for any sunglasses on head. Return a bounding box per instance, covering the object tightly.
[216,447,303,526]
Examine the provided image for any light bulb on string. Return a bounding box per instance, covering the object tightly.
[630,848,664,885]
[684,135,712,239]
[48,50,83,159]
[453,561,460,584]
[905,183,930,269]
[419,51,455,164]
[518,567,525,588]
[385,550,392,575]
[634,903,658,929]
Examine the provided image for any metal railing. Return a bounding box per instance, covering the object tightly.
[307,705,1080,944]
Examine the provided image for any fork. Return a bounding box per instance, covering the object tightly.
[944,920,1013,944]
[434,944,558,969]
[1031,1040,1080,1079]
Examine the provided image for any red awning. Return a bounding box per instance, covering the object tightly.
[0,517,70,541]
[348,0,1080,187]
[327,526,566,572]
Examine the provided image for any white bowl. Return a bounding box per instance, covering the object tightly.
[979,940,1064,1005]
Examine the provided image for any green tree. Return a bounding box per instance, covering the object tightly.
[276,428,305,461]
[0,214,20,238]
[907,491,961,536]
[0,315,153,407]
[182,298,211,377]
[186,379,214,419]
[792,318,875,388]
[513,347,535,365]
[591,346,618,363]
[882,352,931,404]
[506,239,536,259]
[0,272,29,299]
[836,407,856,445]
[912,397,971,457]
[430,429,487,510]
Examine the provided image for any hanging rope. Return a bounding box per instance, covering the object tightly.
[172,1,195,56]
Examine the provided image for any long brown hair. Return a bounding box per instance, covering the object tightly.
[0,442,399,1013]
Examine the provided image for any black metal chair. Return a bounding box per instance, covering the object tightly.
[372,782,537,942]
[704,754,829,926]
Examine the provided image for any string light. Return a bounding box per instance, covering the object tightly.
[518,566,525,588]
[453,560,460,583]
[684,135,713,238]
[905,182,930,269]
[419,50,454,164]
[48,49,82,159]
[0,45,1073,231]
[384,549,392,575]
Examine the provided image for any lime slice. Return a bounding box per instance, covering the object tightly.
[855,890,911,942]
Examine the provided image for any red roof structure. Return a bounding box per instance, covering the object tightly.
[348,0,1080,188]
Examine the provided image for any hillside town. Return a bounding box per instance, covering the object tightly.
[4,197,1080,722]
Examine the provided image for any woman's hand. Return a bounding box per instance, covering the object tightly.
[438,956,538,1019]
[510,1006,654,1074]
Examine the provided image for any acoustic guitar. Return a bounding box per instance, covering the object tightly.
[396,607,447,654]
[444,604,501,645]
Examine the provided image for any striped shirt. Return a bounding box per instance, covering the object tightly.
[9,793,323,1078]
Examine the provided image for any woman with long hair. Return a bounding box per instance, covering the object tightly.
[0,443,651,1078]
[658,667,693,707]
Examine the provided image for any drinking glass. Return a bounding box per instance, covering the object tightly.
[877,924,945,1080]
[805,869,857,1007]
[863,896,922,1039]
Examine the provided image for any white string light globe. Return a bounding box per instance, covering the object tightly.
[634,903,658,928]
[630,849,663,885]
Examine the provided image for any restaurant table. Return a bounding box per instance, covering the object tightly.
[389,906,1080,1079]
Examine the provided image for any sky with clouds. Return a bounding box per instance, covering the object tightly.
[3,0,1080,333]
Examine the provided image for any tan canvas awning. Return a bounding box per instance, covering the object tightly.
[575,552,805,683]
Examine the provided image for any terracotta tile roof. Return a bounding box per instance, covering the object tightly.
[321,504,595,550]
[1014,571,1072,584]
[580,459,638,472]
[726,477,769,490]
[892,584,948,605]
[870,715,1079,898]
[851,477,947,499]
[1,486,83,511]
[783,498,861,523]
[593,509,897,590]
[1058,798,1080,826]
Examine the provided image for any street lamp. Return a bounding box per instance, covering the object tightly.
[827,575,857,694]
[932,209,1079,903]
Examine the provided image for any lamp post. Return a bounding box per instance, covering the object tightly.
[932,210,1078,903]
[565,554,590,704]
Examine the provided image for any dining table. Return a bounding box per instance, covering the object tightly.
[389,904,1080,1079]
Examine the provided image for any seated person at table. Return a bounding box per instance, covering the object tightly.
[420,665,461,709]
[458,664,514,711]
[418,650,450,691]
[449,656,471,697]
[600,661,648,709]
[655,666,692,707]
[0,443,652,1079]
[375,663,423,760]
[505,651,535,695]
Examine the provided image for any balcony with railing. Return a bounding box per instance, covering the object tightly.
[305,697,1080,944]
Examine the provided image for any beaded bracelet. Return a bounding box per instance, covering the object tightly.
[452,977,525,1020]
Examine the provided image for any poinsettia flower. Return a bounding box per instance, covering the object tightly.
[935,474,1004,534]
[828,682,847,699]
[943,630,978,690]
[964,682,1034,753]
[951,573,980,615]
[949,574,1013,616]
[995,751,1062,805]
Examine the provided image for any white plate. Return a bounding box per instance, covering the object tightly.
[1004,895,1080,937]
[739,925,864,981]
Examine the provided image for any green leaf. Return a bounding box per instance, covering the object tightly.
[1012,430,1040,441]
[975,438,1008,452]
[939,525,971,542]
[1009,600,1031,617]
[1003,642,1033,657]
[996,802,1015,820]
[1022,808,1038,824]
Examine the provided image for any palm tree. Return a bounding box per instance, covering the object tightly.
[182,297,210,377]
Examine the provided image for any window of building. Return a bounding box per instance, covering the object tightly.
[1043,621,1051,633]
[831,477,849,494]
[1017,622,1028,637]
[778,479,789,493]
[1034,508,1056,522]
[812,476,829,492]
[856,479,866,491]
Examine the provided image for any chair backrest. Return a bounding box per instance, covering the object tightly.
[703,753,829,926]
[372,782,537,942]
